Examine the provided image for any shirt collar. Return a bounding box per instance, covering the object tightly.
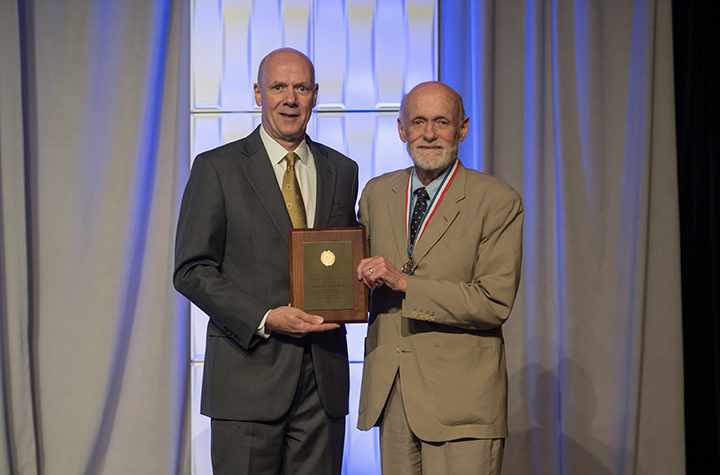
[259,124,310,165]
[411,160,457,200]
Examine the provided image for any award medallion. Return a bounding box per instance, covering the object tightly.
[320,250,336,267]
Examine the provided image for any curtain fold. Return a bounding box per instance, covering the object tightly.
[1,1,190,473]
[0,1,39,473]
[441,0,684,473]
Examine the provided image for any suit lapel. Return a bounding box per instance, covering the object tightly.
[387,169,412,264]
[410,163,466,265]
[238,127,292,244]
[309,137,336,228]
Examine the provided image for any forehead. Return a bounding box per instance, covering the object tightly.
[261,53,313,83]
[404,87,459,119]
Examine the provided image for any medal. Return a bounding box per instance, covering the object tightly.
[401,259,415,275]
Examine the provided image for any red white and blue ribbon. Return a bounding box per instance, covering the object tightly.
[404,159,459,256]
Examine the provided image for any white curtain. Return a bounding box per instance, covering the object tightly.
[1,1,190,473]
[441,0,683,473]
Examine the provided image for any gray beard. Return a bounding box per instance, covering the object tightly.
[408,143,458,173]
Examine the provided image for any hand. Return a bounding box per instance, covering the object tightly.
[356,256,408,292]
[265,305,340,337]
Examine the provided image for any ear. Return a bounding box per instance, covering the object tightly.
[458,116,469,142]
[311,83,319,108]
[397,118,408,143]
[254,83,262,106]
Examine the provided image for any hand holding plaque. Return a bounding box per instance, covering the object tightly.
[265,304,340,337]
[289,226,368,323]
[355,255,409,292]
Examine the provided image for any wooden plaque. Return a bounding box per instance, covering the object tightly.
[289,226,368,323]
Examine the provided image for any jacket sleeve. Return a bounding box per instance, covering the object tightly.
[173,155,266,350]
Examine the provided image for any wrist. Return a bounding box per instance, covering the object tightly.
[399,274,408,292]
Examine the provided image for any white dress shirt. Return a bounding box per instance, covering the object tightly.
[259,125,317,227]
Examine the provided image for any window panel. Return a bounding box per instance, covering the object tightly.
[188,2,436,473]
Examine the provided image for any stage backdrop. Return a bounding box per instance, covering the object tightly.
[0,0,682,474]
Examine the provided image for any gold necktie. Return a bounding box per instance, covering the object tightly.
[282,152,307,228]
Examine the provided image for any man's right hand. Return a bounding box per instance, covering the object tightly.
[265,305,340,338]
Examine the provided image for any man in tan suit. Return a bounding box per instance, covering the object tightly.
[355,81,523,474]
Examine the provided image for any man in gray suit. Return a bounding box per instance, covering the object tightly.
[174,48,358,474]
[355,82,523,474]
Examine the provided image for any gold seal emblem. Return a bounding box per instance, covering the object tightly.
[320,250,336,267]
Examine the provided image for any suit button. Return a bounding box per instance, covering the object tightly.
[396,346,402,353]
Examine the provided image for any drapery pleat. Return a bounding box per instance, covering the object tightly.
[441,1,683,474]
[1,1,190,473]
[0,1,39,473]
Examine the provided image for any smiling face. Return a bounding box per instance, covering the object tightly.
[398,82,469,183]
[254,49,318,150]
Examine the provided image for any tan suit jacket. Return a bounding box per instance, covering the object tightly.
[357,161,523,441]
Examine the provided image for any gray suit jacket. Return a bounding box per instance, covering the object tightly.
[356,161,523,440]
[174,126,358,420]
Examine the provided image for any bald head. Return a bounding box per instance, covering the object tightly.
[400,81,466,127]
[257,48,316,87]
